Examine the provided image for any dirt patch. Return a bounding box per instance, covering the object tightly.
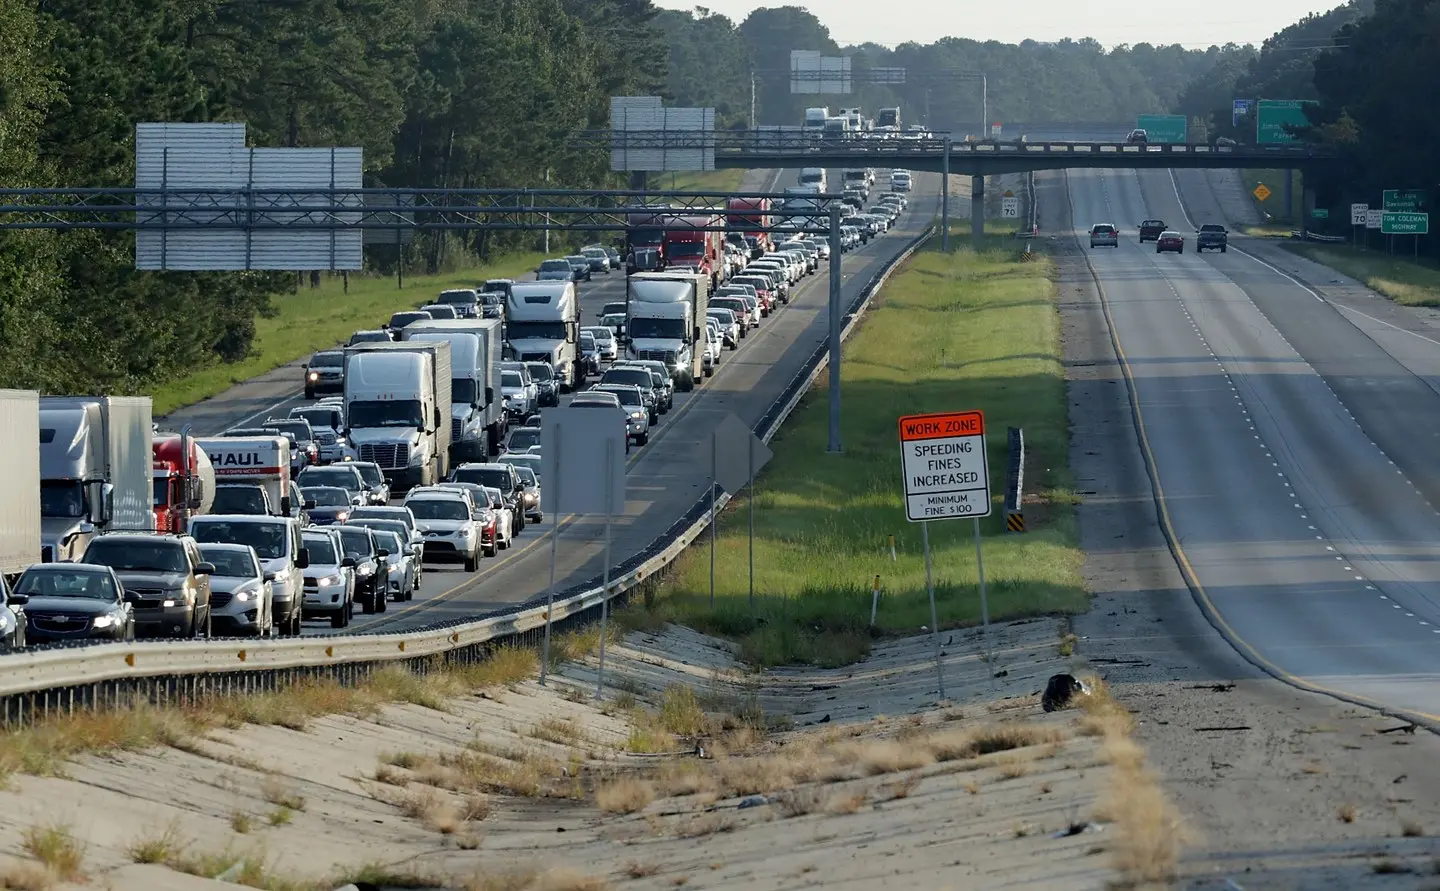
[1047,166,1440,889]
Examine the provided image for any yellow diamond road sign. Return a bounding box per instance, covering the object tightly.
[1253,182,1272,202]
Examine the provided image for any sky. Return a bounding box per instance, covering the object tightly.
[654,0,1343,49]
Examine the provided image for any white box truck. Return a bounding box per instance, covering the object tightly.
[506,281,582,392]
[193,436,292,516]
[344,340,453,491]
[39,396,154,563]
[625,271,710,391]
[400,318,505,460]
[0,390,40,580]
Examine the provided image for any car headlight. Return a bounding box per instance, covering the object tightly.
[630,411,644,420]
[92,614,117,629]
[357,563,374,576]
[317,574,342,587]
[233,590,252,603]
[161,599,177,608]
[307,372,318,381]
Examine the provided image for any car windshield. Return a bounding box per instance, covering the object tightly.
[84,539,189,574]
[539,260,571,272]
[212,486,268,514]
[310,353,342,368]
[373,530,403,553]
[627,317,685,339]
[303,536,339,563]
[348,400,424,428]
[603,369,651,388]
[508,320,567,341]
[352,520,407,540]
[16,568,117,599]
[587,327,613,342]
[407,499,469,521]
[350,508,414,531]
[265,420,310,441]
[291,409,339,430]
[599,387,641,407]
[453,467,511,489]
[353,464,383,486]
[304,487,350,507]
[335,527,374,559]
[526,364,554,382]
[502,372,523,388]
[481,281,509,294]
[439,290,477,305]
[298,467,360,492]
[190,521,288,560]
[450,378,478,405]
[580,334,596,350]
[40,480,86,518]
[350,331,389,343]
[509,429,541,450]
[199,547,259,578]
[391,312,429,327]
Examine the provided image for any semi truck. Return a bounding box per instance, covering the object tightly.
[39,396,154,563]
[506,281,582,392]
[726,198,772,256]
[803,107,829,136]
[194,436,292,516]
[0,390,41,584]
[344,340,454,491]
[624,271,709,391]
[152,432,215,533]
[662,216,726,291]
[401,317,506,460]
[876,107,901,130]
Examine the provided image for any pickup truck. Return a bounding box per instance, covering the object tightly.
[1138,220,1167,243]
[1196,224,1228,253]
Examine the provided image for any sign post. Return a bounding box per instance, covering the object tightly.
[1001,195,1019,219]
[699,413,773,615]
[1366,208,1382,250]
[1351,203,1368,247]
[898,409,994,700]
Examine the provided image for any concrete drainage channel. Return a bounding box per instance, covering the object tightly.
[0,224,938,727]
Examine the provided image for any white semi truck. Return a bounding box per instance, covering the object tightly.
[505,281,582,392]
[343,340,453,491]
[401,318,506,460]
[39,396,154,563]
[0,390,41,584]
[625,271,710,391]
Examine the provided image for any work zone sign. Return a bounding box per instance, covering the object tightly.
[897,410,991,522]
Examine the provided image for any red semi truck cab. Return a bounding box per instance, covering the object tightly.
[726,198,772,257]
[152,433,215,532]
[662,215,725,289]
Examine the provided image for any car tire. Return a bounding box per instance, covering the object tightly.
[515,512,525,533]
[362,596,375,615]
[485,541,497,557]
[375,588,387,612]
[638,431,650,446]
[304,388,315,400]
[464,553,479,572]
[331,608,348,629]
[1221,245,1227,253]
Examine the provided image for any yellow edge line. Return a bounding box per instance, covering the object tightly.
[1066,169,1440,728]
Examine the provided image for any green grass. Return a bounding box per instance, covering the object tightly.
[1241,169,1302,226]
[152,255,544,416]
[1278,242,1440,307]
[661,169,747,192]
[633,222,1087,667]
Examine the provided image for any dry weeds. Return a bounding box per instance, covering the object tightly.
[20,824,83,883]
[0,861,55,891]
[596,777,656,814]
[1338,803,1358,823]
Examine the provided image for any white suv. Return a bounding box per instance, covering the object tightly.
[402,487,481,571]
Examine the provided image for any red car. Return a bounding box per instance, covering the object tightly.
[1156,231,1185,254]
[475,509,498,557]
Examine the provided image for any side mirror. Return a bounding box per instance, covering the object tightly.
[7,594,28,607]
[485,386,495,405]
[376,549,390,558]
[295,548,310,570]
[304,499,317,510]
[123,590,140,604]
[341,557,357,568]
[263,572,278,582]
[417,423,427,433]
[194,562,216,576]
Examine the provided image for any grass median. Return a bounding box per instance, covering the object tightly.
[153,255,544,416]
[1277,241,1440,307]
[631,223,1087,667]
[661,169,747,192]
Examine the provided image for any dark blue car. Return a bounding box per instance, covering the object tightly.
[301,486,356,525]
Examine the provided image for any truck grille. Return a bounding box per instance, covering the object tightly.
[638,349,676,364]
[519,352,550,364]
[314,431,337,446]
[29,613,90,635]
[358,443,409,469]
[126,587,169,609]
[451,419,462,443]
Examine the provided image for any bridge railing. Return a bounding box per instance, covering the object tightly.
[570,130,1331,159]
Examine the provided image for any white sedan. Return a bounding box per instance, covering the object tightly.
[584,326,618,361]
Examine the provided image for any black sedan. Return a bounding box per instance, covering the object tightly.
[15,563,135,644]
[302,486,357,525]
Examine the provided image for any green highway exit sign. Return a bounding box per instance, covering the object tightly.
[1384,190,1427,212]
[1311,208,1329,219]
[1382,212,1429,235]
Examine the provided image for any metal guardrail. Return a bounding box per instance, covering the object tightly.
[573,131,1334,161]
[1004,427,1026,533]
[0,220,939,726]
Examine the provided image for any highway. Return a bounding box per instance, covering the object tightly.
[1066,166,1440,719]
[164,166,942,636]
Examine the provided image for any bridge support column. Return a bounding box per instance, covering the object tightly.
[1302,174,1316,240]
[941,136,951,252]
[1284,168,1294,224]
[971,175,986,246]
[628,170,647,190]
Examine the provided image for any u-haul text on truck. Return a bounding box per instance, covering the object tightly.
[897,410,990,522]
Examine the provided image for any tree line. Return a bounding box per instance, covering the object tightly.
[0,0,663,396]
[657,5,1230,132]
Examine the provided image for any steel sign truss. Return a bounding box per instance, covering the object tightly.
[0,188,845,233]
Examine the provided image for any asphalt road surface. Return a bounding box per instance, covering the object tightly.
[164,165,940,636]
[1068,166,1440,719]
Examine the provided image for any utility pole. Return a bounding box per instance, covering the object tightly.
[750,72,757,130]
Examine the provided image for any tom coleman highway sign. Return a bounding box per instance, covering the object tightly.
[898,410,991,522]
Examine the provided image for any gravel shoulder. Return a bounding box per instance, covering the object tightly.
[1049,166,1440,889]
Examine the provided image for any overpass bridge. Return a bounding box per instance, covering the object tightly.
[574,131,1336,177]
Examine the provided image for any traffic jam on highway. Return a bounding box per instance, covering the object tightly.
[0,169,912,650]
